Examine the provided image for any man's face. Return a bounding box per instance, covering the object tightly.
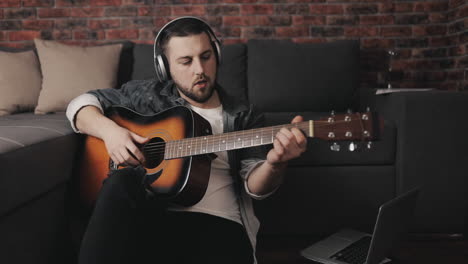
[165,32,217,104]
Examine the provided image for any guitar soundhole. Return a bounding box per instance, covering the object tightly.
[142,137,165,169]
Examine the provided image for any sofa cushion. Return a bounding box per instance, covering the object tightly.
[0,50,42,116]
[247,40,360,112]
[0,113,79,216]
[130,43,248,102]
[33,39,123,114]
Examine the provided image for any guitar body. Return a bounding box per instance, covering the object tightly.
[79,106,213,206]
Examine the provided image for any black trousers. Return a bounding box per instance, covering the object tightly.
[79,166,253,264]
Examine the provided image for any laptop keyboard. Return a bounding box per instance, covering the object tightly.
[330,236,371,264]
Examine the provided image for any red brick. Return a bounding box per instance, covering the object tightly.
[0,20,22,30]
[293,15,325,25]
[241,27,275,39]
[0,32,4,41]
[38,8,70,18]
[106,29,138,40]
[449,0,465,9]
[381,26,411,37]
[414,2,448,12]
[413,25,447,36]
[40,30,72,41]
[429,13,447,23]
[89,19,120,29]
[206,5,239,16]
[203,16,222,28]
[0,9,3,19]
[276,26,308,38]
[138,6,156,16]
[5,8,36,19]
[70,7,105,17]
[8,31,41,41]
[449,46,465,56]
[457,5,468,19]
[121,18,154,28]
[360,15,394,25]
[154,17,173,28]
[309,4,343,15]
[172,5,205,16]
[122,0,151,5]
[55,19,87,29]
[138,28,156,40]
[23,0,53,7]
[223,16,257,26]
[104,6,137,17]
[258,16,291,26]
[241,4,273,15]
[56,0,89,6]
[430,36,451,47]
[361,38,395,49]
[327,16,358,25]
[218,27,240,38]
[310,27,343,37]
[22,20,54,30]
[345,4,378,14]
[0,0,20,7]
[447,70,464,81]
[345,27,378,37]
[152,6,171,16]
[275,4,309,15]
[379,3,413,13]
[90,0,121,6]
[222,0,256,3]
[73,30,105,40]
[222,39,246,45]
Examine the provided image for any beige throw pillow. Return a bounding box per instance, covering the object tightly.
[0,50,42,116]
[34,39,122,114]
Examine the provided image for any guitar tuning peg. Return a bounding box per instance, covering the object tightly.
[330,110,335,116]
[330,142,340,152]
[366,106,371,112]
[347,109,353,114]
[349,142,358,152]
[367,141,373,150]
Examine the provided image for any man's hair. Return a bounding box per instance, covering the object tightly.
[159,18,209,53]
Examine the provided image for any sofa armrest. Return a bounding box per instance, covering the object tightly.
[374,91,468,234]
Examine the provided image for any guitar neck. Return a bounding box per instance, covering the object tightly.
[164,121,313,159]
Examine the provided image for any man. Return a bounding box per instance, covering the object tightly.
[67,17,307,264]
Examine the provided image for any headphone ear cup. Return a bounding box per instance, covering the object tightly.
[212,40,222,65]
[155,52,170,82]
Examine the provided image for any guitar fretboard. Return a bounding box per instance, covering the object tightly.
[164,121,313,159]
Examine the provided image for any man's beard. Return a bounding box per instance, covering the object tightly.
[175,76,216,104]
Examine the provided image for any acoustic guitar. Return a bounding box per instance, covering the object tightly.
[79,105,381,206]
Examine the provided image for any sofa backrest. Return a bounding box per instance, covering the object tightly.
[247,39,360,113]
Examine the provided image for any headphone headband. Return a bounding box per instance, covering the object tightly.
[153,16,221,82]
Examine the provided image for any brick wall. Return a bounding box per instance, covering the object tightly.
[0,0,467,90]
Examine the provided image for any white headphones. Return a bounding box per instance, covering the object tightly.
[153,16,222,82]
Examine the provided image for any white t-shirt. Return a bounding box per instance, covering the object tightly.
[167,104,242,224]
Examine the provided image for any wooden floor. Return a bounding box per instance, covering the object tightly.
[256,235,468,264]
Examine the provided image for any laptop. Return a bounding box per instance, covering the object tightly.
[301,188,420,264]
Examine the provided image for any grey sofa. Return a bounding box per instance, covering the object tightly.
[1,40,467,264]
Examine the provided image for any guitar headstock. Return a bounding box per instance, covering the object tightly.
[314,111,382,142]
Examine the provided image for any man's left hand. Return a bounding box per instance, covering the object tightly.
[266,115,307,166]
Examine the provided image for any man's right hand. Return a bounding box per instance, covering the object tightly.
[75,105,149,167]
[102,126,149,167]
